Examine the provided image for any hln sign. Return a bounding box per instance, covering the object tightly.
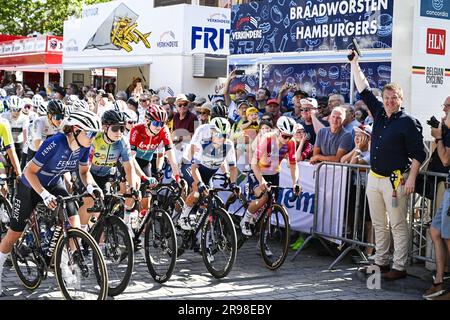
[427,28,446,55]
[191,26,230,51]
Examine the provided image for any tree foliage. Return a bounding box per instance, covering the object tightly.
[0,0,111,36]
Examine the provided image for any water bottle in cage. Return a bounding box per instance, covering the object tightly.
[130,210,140,229]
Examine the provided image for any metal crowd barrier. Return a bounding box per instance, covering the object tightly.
[291,161,446,271]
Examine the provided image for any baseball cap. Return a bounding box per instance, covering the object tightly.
[246,107,259,117]
[193,96,207,105]
[267,98,280,106]
[294,90,309,98]
[300,98,318,108]
[245,93,256,99]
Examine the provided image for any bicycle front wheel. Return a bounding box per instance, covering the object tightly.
[11,227,43,290]
[54,228,108,300]
[201,207,237,279]
[91,215,134,296]
[259,203,290,270]
[144,209,177,283]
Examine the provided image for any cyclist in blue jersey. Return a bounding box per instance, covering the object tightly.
[78,110,140,230]
[0,109,102,295]
[178,117,239,230]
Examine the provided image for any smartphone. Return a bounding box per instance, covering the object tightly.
[347,37,362,61]
[235,69,245,76]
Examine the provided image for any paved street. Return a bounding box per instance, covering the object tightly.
[0,238,432,300]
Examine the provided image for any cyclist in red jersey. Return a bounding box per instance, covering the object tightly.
[240,116,301,236]
[129,105,180,213]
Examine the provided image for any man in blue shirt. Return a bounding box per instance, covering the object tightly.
[350,50,426,281]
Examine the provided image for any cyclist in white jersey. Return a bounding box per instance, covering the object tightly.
[178,117,239,230]
[26,99,65,162]
[2,96,29,161]
[22,101,48,170]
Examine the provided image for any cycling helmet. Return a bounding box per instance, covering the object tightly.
[72,99,89,111]
[37,101,48,116]
[65,109,101,132]
[66,94,79,105]
[47,99,66,115]
[127,97,139,108]
[0,88,7,98]
[8,95,23,109]
[113,100,127,112]
[210,117,231,135]
[145,104,167,122]
[276,116,297,135]
[211,101,228,119]
[32,94,44,108]
[123,108,138,122]
[22,97,33,107]
[102,109,125,125]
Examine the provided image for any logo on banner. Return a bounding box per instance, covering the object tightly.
[157,31,179,48]
[49,38,59,50]
[232,16,262,40]
[421,0,450,20]
[84,3,151,52]
[66,39,79,52]
[427,28,446,55]
[191,26,230,51]
[207,13,230,24]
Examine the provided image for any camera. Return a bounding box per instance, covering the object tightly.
[427,116,440,128]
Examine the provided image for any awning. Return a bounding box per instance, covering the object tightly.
[0,64,62,73]
[63,57,153,70]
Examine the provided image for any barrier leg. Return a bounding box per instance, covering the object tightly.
[327,244,367,270]
[291,234,315,261]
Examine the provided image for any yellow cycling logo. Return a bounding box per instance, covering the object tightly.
[111,17,151,52]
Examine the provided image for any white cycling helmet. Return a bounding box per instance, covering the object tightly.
[123,108,138,122]
[276,116,297,135]
[66,94,79,105]
[0,88,6,98]
[32,94,44,108]
[37,101,48,116]
[65,109,101,132]
[22,97,33,107]
[210,117,231,135]
[8,95,23,110]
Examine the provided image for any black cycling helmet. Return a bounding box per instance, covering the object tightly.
[211,101,228,119]
[101,109,125,125]
[127,97,139,108]
[47,99,65,115]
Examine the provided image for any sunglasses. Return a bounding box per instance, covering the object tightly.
[24,104,32,109]
[198,112,209,115]
[281,134,293,140]
[178,103,188,107]
[110,125,125,133]
[139,99,148,102]
[212,132,227,139]
[76,130,97,139]
[262,117,272,121]
[149,120,164,127]
[11,108,22,112]
[300,108,311,112]
[127,121,136,125]
[52,113,65,120]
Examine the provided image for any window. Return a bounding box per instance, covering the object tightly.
[154,0,191,7]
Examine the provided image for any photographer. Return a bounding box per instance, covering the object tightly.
[423,96,450,300]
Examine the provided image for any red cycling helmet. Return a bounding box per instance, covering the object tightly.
[145,104,168,122]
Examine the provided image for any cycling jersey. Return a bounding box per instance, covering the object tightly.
[254,132,297,175]
[89,133,132,177]
[182,123,211,162]
[28,116,60,152]
[0,118,14,151]
[130,123,173,162]
[21,133,90,188]
[1,112,28,144]
[192,138,236,170]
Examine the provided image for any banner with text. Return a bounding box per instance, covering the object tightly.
[230,0,394,55]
